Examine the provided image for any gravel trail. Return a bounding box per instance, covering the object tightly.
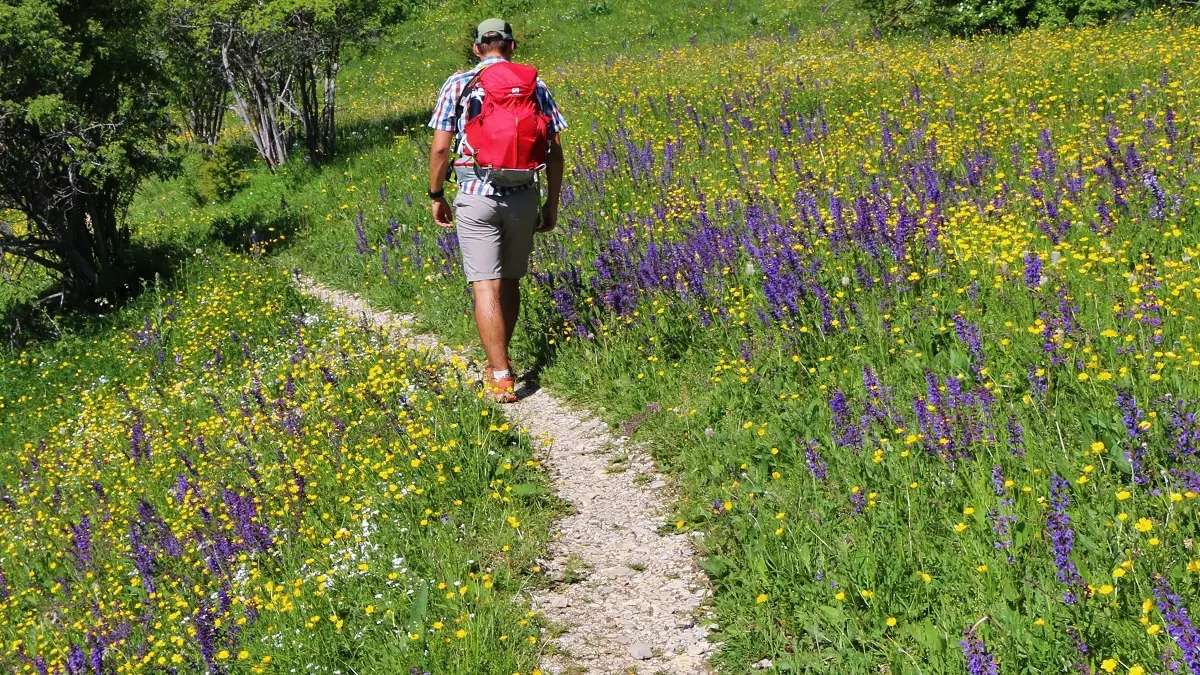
[295,275,716,674]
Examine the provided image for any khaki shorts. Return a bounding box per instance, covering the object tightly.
[454,189,541,282]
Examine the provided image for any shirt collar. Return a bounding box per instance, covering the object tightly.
[477,55,509,68]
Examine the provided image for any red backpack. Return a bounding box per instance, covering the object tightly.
[461,62,551,185]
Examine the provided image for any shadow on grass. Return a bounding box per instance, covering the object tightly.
[513,303,565,397]
[333,109,435,160]
[0,239,186,349]
[210,204,304,255]
[0,207,306,351]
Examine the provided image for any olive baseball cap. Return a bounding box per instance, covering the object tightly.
[475,18,514,44]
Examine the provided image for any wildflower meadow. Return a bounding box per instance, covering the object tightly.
[0,256,555,674]
[6,0,1200,672]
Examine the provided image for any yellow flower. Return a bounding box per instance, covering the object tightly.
[1147,624,1162,635]
[756,594,768,604]
[1091,441,1106,452]
[1112,568,1126,579]
[456,629,468,639]
[1100,659,1117,673]
[860,589,874,600]
[954,522,968,533]
[1129,667,1145,675]
[834,591,845,601]
[1116,490,1131,501]
[1098,584,1114,595]
[1134,518,1153,533]
[886,617,897,627]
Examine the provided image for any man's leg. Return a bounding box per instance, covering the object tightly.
[500,279,521,345]
[456,193,509,373]
[496,188,539,354]
[472,279,510,372]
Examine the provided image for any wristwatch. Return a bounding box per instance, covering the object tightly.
[428,187,445,200]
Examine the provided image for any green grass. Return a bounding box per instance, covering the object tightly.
[0,254,558,674]
[10,0,1200,672]
[186,6,1200,673]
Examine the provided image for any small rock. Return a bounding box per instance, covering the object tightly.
[629,642,654,660]
[686,641,710,657]
[650,479,666,489]
[752,658,774,670]
[548,596,570,609]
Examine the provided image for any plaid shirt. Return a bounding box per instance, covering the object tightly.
[429,56,567,196]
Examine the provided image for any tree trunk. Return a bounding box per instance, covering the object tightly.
[322,42,339,158]
[220,35,289,171]
[28,192,128,301]
[185,85,227,147]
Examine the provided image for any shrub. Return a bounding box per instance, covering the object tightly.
[858,0,1153,33]
[196,142,250,203]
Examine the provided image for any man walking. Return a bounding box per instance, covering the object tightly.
[427,18,566,403]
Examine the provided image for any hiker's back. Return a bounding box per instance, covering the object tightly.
[461,61,551,187]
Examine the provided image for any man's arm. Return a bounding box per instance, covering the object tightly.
[539,134,564,232]
[429,129,454,227]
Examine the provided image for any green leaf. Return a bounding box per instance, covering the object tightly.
[408,580,429,628]
[510,483,545,496]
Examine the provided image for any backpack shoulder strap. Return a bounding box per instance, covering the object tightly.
[454,64,494,129]
[457,64,492,105]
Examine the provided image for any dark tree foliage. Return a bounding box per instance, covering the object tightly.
[0,0,174,301]
[859,0,1162,34]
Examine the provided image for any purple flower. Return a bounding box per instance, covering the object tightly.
[829,390,862,449]
[959,628,1000,675]
[850,489,866,516]
[66,644,86,675]
[1024,250,1043,288]
[991,466,1006,496]
[1046,474,1082,602]
[803,439,827,481]
[130,413,150,463]
[70,514,94,571]
[194,602,219,671]
[1117,390,1150,485]
[1154,576,1200,671]
[355,210,370,254]
[128,522,157,596]
[1006,415,1026,457]
[953,313,985,366]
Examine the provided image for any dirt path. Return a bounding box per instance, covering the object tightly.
[295,276,716,674]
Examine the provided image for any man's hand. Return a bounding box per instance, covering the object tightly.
[432,197,454,228]
[537,201,558,233]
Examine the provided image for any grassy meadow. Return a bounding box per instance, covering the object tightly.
[0,254,557,674]
[6,0,1200,672]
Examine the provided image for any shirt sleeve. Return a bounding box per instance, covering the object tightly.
[429,75,461,132]
[536,79,568,135]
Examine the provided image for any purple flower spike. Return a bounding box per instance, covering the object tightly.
[1153,576,1200,671]
[960,627,1000,675]
[1046,474,1082,601]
